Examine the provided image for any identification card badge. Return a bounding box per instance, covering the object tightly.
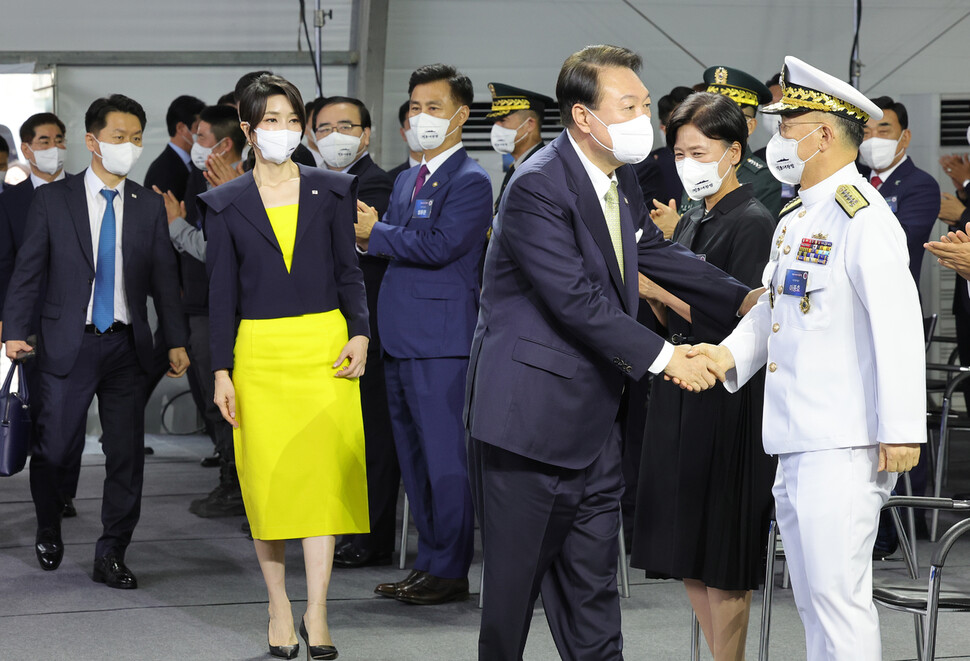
[783,269,809,296]
[413,199,434,218]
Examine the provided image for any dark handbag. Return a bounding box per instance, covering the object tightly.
[0,359,32,476]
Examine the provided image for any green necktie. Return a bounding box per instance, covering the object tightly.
[604,181,624,282]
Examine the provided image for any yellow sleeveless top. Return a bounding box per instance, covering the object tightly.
[266,204,299,272]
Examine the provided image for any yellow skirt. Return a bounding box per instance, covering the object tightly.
[232,310,369,540]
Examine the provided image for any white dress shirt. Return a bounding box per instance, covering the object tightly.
[870,154,908,186]
[29,169,65,189]
[565,129,675,375]
[84,167,130,324]
[422,142,463,176]
[168,141,191,171]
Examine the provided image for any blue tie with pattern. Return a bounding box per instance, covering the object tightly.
[92,189,118,333]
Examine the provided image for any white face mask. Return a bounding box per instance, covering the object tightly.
[29,146,65,175]
[760,113,782,136]
[410,108,461,151]
[490,119,528,155]
[765,125,822,185]
[676,148,731,201]
[584,107,655,164]
[252,128,302,165]
[317,131,362,169]
[404,126,423,153]
[858,136,903,171]
[93,139,143,177]
[966,125,970,146]
[190,138,225,171]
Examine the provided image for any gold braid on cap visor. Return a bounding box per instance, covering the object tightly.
[780,84,870,122]
[706,84,759,107]
[486,97,532,117]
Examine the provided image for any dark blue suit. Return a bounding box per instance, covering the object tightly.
[2,170,187,559]
[872,157,940,285]
[201,165,369,371]
[368,147,492,579]
[464,132,748,659]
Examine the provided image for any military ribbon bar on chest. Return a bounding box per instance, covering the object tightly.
[796,235,832,265]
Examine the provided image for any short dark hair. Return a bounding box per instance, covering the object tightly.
[666,92,748,156]
[237,73,306,136]
[199,105,245,157]
[398,100,410,128]
[312,96,372,130]
[657,86,695,126]
[20,113,66,144]
[217,91,236,106]
[85,94,147,134]
[0,135,8,154]
[165,95,205,136]
[833,114,865,149]
[765,72,782,88]
[556,45,643,127]
[871,95,909,130]
[235,70,274,102]
[408,64,474,108]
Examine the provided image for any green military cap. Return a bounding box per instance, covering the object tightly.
[486,82,556,120]
[703,66,773,108]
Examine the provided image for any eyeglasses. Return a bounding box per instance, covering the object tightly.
[778,121,823,138]
[315,122,362,138]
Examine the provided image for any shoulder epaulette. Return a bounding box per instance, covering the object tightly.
[779,197,802,218]
[835,184,869,218]
[745,157,764,171]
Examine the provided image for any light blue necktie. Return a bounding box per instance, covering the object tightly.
[92,189,118,333]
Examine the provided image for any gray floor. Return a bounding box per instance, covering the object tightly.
[2,433,970,661]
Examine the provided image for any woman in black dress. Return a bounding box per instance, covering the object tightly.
[630,92,776,661]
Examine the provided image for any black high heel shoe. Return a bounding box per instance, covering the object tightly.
[268,618,300,659]
[299,617,338,660]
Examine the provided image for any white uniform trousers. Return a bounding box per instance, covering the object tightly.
[773,446,896,661]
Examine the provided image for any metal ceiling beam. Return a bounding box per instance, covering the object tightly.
[0,51,358,68]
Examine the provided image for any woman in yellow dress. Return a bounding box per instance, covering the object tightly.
[202,74,370,660]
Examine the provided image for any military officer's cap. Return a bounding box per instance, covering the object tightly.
[762,55,882,124]
[486,82,556,121]
[703,66,772,108]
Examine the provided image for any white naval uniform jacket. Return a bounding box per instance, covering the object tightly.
[722,162,926,455]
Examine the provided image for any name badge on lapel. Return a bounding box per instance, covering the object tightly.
[783,269,808,296]
[413,199,434,219]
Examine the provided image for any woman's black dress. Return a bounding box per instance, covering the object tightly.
[630,185,778,591]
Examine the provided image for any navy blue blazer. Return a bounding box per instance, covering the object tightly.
[0,177,40,314]
[145,144,191,201]
[201,165,369,372]
[464,132,749,469]
[368,147,492,359]
[871,157,941,285]
[1,170,187,376]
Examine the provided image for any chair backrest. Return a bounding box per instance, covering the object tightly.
[924,314,938,354]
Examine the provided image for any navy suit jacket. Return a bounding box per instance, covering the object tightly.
[464,132,749,469]
[145,144,191,201]
[0,177,40,314]
[201,165,369,371]
[1,170,187,376]
[871,157,941,285]
[368,147,492,359]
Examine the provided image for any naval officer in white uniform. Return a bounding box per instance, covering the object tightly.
[691,56,925,661]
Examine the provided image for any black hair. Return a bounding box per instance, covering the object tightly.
[85,94,147,134]
[398,100,410,128]
[666,92,748,156]
[237,73,306,136]
[657,86,695,126]
[0,135,8,154]
[235,70,274,102]
[870,95,909,130]
[765,72,782,88]
[20,113,66,144]
[217,91,236,106]
[165,95,205,137]
[556,45,643,127]
[312,96,372,130]
[199,105,245,157]
[408,64,474,108]
[833,114,865,148]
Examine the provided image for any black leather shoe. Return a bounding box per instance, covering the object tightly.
[395,575,469,605]
[333,544,391,569]
[143,446,154,455]
[35,528,63,571]
[299,617,338,660]
[93,553,138,589]
[268,620,299,660]
[374,569,427,598]
[200,452,221,467]
[62,497,77,518]
[189,483,245,518]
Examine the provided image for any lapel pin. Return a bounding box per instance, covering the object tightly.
[432,182,438,188]
[312,190,318,195]
[624,197,628,204]
[131,193,137,198]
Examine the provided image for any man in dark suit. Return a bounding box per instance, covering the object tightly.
[464,46,753,659]
[144,95,204,200]
[310,95,398,568]
[355,63,493,606]
[387,100,423,180]
[486,83,555,213]
[3,94,189,589]
[0,134,10,191]
[0,112,78,516]
[634,85,691,210]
